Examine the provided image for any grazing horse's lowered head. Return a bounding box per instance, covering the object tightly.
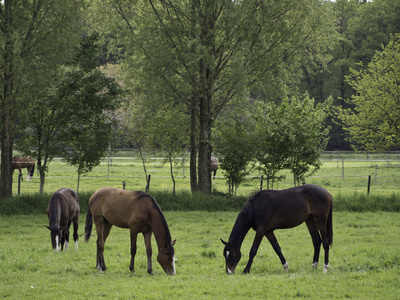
[84,187,176,275]
[221,184,333,274]
[45,225,66,252]
[46,188,80,252]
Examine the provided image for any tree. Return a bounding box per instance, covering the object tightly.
[338,34,400,152]
[214,112,255,195]
[17,34,121,193]
[99,0,330,194]
[282,93,332,186]
[147,103,190,196]
[253,93,331,188]
[0,0,85,198]
[253,101,292,190]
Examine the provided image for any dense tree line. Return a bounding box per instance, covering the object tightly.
[1,0,399,198]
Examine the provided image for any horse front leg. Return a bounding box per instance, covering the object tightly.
[129,230,138,272]
[266,232,288,270]
[63,221,72,251]
[243,231,264,274]
[143,231,153,275]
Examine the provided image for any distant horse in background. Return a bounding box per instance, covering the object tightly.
[221,184,333,274]
[12,155,35,181]
[46,188,80,252]
[84,187,176,275]
[211,156,218,177]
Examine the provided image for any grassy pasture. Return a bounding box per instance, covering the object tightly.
[11,151,400,198]
[1,212,399,299]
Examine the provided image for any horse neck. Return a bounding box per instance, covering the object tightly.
[49,197,63,229]
[228,206,253,247]
[49,196,64,228]
[149,209,171,250]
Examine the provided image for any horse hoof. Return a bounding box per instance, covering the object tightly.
[283,262,289,271]
[323,264,329,272]
[97,264,106,272]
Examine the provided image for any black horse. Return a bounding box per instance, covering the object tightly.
[221,184,333,274]
[46,188,80,252]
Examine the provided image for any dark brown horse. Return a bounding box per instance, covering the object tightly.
[12,155,35,181]
[84,187,176,275]
[46,188,80,252]
[221,184,333,274]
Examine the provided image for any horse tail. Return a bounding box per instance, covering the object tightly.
[327,200,333,247]
[84,209,93,242]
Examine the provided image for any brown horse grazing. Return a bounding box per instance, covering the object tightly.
[84,187,176,275]
[46,188,80,252]
[12,155,35,181]
[221,184,333,274]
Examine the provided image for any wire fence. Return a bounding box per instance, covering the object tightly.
[10,150,400,196]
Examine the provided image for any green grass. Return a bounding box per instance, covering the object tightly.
[10,151,400,198]
[1,212,399,299]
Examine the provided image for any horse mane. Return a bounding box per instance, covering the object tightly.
[134,191,173,245]
[48,193,62,229]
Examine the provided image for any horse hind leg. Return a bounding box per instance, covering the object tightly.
[306,218,322,268]
[313,217,330,272]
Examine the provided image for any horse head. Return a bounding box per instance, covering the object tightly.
[45,225,66,252]
[157,240,176,275]
[221,239,241,274]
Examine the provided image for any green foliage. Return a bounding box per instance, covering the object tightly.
[282,93,332,185]
[253,93,331,187]
[214,115,255,194]
[338,33,400,152]
[17,33,122,192]
[99,0,331,194]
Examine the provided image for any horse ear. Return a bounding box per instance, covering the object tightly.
[45,225,51,231]
[171,240,176,246]
[220,238,227,245]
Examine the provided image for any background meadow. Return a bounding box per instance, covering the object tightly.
[11,150,400,198]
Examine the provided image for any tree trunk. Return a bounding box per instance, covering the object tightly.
[190,91,198,193]
[197,67,212,194]
[0,4,15,199]
[0,129,13,198]
[39,165,46,194]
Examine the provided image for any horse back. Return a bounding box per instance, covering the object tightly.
[89,187,154,229]
[251,184,331,231]
[48,188,79,225]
